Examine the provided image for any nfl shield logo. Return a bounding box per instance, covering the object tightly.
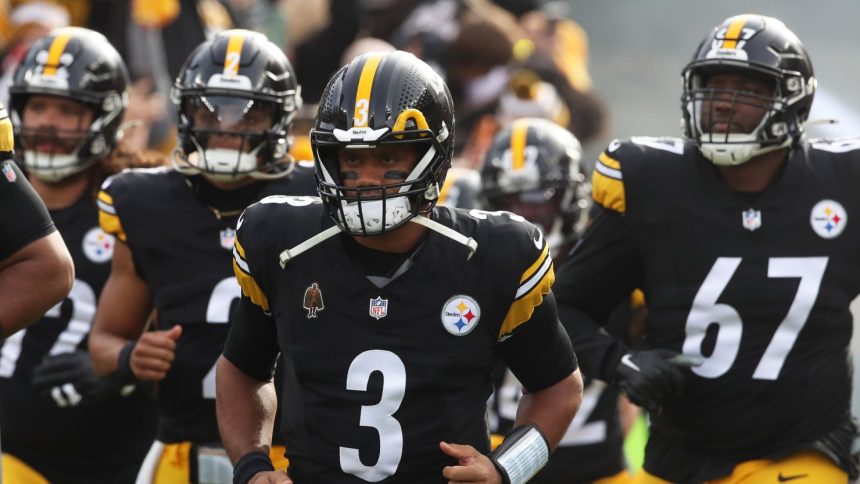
[369,296,388,320]
[2,163,16,183]
[220,228,236,250]
[742,208,761,231]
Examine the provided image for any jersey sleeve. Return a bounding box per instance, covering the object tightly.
[0,159,56,261]
[494,220,555,340]
[232,204,272,313]
[592,145,627,214]
[96,174,128,242]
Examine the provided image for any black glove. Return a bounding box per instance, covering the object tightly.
[31,351,119,407]
[612,349,702,414]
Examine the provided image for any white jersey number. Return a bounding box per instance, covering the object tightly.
[202,277,241,399]
[340,349,406,482]
[0,279,96,377]
[683,257,827,380]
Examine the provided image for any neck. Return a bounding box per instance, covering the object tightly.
[29,170,92,210]
[715,148,789,193]
[352,219,429,253]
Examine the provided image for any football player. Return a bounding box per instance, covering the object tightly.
[482,117,634,483]
[87,29,315,483]
[217,50,584,483]
[0,27,160,484]
[553,14,859,483]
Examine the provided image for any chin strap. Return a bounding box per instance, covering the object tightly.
[410,215,477,260]
[278,215,478,269]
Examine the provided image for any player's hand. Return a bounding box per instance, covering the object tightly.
[613,349,703,414]
[248,470,292,484]
[130,325,182,380]
[31,350,114,407]
[440,441,501,484]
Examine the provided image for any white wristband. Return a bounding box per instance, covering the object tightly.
[489,424,550,484]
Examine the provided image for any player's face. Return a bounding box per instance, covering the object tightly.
[21,95,94,154]
[189,97,275,152]
[494,189,561,233]
[337,143,420,198]
[699,72,774,134]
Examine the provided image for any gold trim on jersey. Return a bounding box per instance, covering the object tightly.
[2,453,49,484]
[353,54,383,128]
[42,31,72,76]
[592,152,625,213]
[721,16,748,50]
[224,33,244,76]
[500,244,554,338]
[97,190,127,241]
[511,118,529,171]
[233,238,270,312]
[0,116,12,152]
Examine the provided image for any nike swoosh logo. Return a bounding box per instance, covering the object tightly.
[778,473,808,482]
[533,229,544,250]
[621,354,640,372]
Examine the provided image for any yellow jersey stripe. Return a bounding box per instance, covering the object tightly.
[510,118,529,171]
[97,190,113,205]
[722,16,747,49]
[98,211,127,242]
[591,169,626,213]
[598,152,620,171]
[520,243,549,284]
[500,264,554,338]
[233,259,270,312]
[353,54,383,128]
[0,117,12,152]
[234,237,248,259]
[517,251,552,299]
[224,34,244,76]
[42,31,72,76]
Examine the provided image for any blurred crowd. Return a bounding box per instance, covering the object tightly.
[0,0,607,170]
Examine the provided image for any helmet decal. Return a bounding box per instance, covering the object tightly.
[223,33,244,77]
[353,54,383,129]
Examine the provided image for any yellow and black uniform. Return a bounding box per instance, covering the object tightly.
[554,137,860,482]
[97,167,315,457]
[0,189,158,483]
[227,198,577,483]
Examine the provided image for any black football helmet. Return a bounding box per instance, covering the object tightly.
[482,118,588,250]
[681,14,815,165]
[9,27,129,181]
[311,50,455,236]
[172,29,301,182]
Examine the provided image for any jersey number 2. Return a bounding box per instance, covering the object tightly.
[683,257,828,380]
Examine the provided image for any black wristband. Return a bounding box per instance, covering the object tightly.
[233,451,274,484]
[116,340,138,382]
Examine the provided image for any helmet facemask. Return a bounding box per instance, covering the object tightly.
[314,129,450,236]
[682,66,808,165]
[174,95,292,182]
[14,94,118,182]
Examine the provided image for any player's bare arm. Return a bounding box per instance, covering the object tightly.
[89,239,174,378]
[0,231,73,338]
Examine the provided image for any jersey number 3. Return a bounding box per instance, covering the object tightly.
[683,257,828,380]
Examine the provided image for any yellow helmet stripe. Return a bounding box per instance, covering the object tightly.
[721,16,748,49]
[42,31,72,76]
[353,54,383,128]
[510,118,529,171]
[224,34,245,76]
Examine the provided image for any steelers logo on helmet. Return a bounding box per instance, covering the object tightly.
[172,29,302,183]
[682,15,816,166]
[8,27,130,182]
[810,199,847,239]
[441,295,481,336]
[311,51,455,236]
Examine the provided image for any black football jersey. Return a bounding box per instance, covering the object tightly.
[0,192,157,483]
[98,166,316,443]
[233,198,569,483]
[488,371,624,482]
[555,137,860,479]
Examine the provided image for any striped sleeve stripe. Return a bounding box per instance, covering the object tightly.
[97,199,116,215]
[499,264,555,338]
[232,238,270,312]
[516,248,552,299]
[596,153,622,180]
